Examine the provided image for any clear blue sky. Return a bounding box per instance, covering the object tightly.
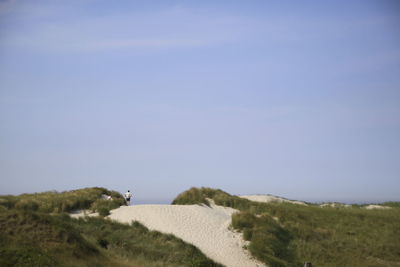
[1,0,399,203]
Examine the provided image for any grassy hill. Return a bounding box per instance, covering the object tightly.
[0,187,125,215]
[173,187,400,267]
[0,187,222,267]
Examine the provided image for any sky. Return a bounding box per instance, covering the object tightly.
[0,0,399,203]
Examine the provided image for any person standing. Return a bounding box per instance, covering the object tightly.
[124,190,133,205]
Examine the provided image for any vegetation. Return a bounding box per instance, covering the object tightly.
[383,201,400,208]
[0,187,222,267]
[0,187,125,215]
[173,187,400,267]
[172,187,231,206]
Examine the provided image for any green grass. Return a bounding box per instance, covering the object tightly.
[173,187,400,267]
[0,187,223,267]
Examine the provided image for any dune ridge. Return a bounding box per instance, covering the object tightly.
[108,200,265,267]
[240,194,307,205]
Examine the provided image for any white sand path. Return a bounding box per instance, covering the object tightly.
[108,201,265,267]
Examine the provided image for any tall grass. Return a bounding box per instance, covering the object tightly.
[0,187,125,214]
[173,187,400,267]
[172,187,231,206]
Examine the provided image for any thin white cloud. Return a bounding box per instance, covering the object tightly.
[0,4,248,52]
[86,38,213,49]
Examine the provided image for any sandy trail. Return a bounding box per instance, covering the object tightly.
[108,201,264,267]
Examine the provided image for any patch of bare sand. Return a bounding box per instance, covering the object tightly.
[108,200,265,267]
[365,205,391,210]
[69,210,98,218]
[240,195,307,206]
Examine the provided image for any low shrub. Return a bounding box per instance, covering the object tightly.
[98,207,110,217]
[97,238,109,249]
[232,211,256,229]
[90,198,124,215]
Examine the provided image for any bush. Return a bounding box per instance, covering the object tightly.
[243,228,253,240]
[98,207,110,217]
[232,212,256,230]
[97,238,109,249]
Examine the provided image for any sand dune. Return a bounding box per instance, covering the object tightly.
[240,194,307,206]
[108,200,265,267]
[365,204,391,210]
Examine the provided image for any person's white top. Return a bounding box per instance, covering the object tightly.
[125,191,132,198]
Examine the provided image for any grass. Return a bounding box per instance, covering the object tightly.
[0,187,125,214]
[382,202,400,208]
[0,187,222,267]
[172,187,229,206]
[173,187,400,267]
